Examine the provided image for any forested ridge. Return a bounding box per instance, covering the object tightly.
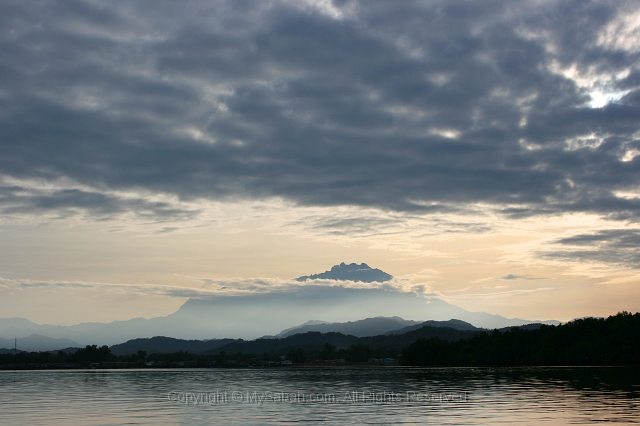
[402,312,640,366]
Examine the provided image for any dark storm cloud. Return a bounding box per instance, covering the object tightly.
[544,229,640,267]
[1,0,640,218]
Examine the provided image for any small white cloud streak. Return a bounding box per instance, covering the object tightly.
[442,287,555,301]
[471,274,545,284]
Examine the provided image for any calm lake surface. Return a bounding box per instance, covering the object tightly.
[1,367,639,425]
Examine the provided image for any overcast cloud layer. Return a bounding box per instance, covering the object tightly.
[2,0,640,219]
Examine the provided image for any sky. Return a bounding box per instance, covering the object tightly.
[1,0,640,326]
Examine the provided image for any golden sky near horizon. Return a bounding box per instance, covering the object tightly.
[2,199,639,325]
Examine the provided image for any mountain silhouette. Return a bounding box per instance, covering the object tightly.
[296,262,393,282]
[0,264,559,348]
[275,317,421,338]
[0,290,559,347]
[110,325,487,356]
[384,319,480,335]
[110,336,238,356]
[0,334,79,352]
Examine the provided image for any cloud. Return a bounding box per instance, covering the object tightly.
[443,287,554,301]
[0,177,201,223]
[0,0,639,225]
[0,276,221,299]
[0,274,407,299]
[497,274,544,281]
[544,229,640,268]
[471,274,545,284]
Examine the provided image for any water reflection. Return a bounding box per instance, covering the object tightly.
[0,367,638,425]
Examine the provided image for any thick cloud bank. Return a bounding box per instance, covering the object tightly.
[1,0,639,221]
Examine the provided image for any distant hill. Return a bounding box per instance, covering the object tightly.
[110,320,561,356]
[276,317,421,338]
[0,348,23,354]
[0,334,79,352]
[0,317,44,331]
[296,262,393,283]
[262,320,330,338]
[208,325,483,355]
[204,332,359,356]
[111,333,358,356]
[110,336,239,356]
[361,325,483,349]
[384,319,480,335]
[274,317,544,339]
[386,320,557,336]
[111,324,486,356]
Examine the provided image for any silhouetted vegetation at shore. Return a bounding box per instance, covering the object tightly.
[0,345,149,368]
[402,312,640,366]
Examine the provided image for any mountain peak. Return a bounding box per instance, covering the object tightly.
[296,262,393,283]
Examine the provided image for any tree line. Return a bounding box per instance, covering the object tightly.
[401,312,640,366]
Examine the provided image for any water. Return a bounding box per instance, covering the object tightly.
[1,367,638,425]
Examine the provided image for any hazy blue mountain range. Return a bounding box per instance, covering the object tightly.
[0,334,78,352]
[265,320,330,338]
[274,317,422,338]
[256,317,554,340]
[0,263,559,350]
[296,262,393,283]
[0,290,555,349]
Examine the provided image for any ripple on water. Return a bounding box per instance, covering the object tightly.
[0,367,638,425]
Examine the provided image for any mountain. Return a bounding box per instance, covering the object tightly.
[0,317,43,331]
[0,263,560,346]
[261,320,330,338]
[0,316,179,348]
[360,325,483,349]
[213,326,485,356]
[0,290,559,346]
[0,334,79,352]
[384,319,481,335]
[296,262,393,282]
[276,317,421,338]
[0,348,23,354]
[110,336,238,356]
[108,325,484,356]
[110,321,558,356]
